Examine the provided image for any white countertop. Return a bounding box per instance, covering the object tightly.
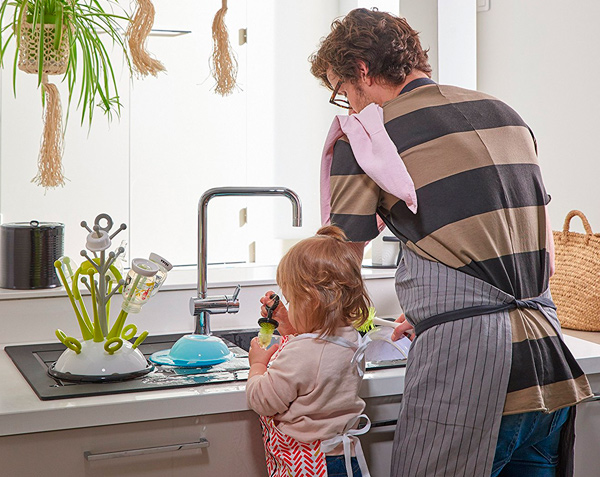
[1,332,599,438]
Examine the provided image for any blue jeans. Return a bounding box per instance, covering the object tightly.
[326,455,362,477]
[491,407,571,477]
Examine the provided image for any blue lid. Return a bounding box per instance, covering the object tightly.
[149,334,234,367]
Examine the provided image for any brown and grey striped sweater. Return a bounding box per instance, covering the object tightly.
[329,78,591,414]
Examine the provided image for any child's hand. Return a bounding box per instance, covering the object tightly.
[248,337,279,378]
[260,290,296,335]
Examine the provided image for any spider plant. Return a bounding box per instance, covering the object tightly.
[0,0,132,125]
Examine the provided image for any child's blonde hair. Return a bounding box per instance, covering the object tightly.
[276,225,371,336]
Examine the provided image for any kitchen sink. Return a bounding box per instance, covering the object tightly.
[5,328,405,401]
[213,328,266,352]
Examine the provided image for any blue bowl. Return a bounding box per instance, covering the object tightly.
[149,334,234,367]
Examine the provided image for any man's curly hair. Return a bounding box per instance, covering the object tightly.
[310,8,432,90]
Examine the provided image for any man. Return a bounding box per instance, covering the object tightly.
[310,8,592,477]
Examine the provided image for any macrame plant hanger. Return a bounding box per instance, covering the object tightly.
[127,0,165,76]
[18,7,70,188]
[211,0,238,96]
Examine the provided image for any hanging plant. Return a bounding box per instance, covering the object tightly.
[0,0,133,188]
[210,0,238,96]
[127,0,165,77]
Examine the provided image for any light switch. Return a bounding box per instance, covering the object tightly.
[239,28,247,45]
[239,207,247,227]
[477,0,490,12]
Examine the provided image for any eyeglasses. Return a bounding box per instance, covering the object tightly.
[329,80,351,109]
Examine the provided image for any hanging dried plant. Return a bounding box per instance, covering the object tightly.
[127,0,165,77]
[211,0,238,96]
[0,0,133,189]
[31,74,65,188]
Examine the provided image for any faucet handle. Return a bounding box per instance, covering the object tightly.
[232,284,241,301]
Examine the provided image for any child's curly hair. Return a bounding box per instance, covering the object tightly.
[276,225,371,337]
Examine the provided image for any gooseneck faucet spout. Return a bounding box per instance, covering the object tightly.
[190,187,302,335]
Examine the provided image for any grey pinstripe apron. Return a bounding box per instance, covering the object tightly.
[390,246,562,477]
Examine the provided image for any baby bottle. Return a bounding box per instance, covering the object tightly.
[258,294,280,348]
[121,258,159,313]
[148,252,173,297]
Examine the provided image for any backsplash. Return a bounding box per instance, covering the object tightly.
[0,275,401,346]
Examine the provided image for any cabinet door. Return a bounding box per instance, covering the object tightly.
[0,412,267,477]
[361,394,402,477]
[574,397,600,477]
[574,373,600,477]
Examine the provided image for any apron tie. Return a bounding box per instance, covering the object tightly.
[413,290,557,336]
[350,333,371,377]
[321,414,372,477]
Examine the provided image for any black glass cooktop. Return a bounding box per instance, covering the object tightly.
[5,329,406,401]
[5,331,253,401]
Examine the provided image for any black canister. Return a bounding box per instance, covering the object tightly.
[0,221,64,289]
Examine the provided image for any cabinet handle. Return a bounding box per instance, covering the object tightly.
[584,393,600,403]
[95,29,191,37]
[84,438,209,461]
[148,29,192,37]
[369,419,398,428]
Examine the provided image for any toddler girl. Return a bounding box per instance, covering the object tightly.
[246,225,372,477]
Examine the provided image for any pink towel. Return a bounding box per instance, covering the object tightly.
[320,103,418,226]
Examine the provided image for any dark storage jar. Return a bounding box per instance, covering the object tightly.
[0,221,64,289]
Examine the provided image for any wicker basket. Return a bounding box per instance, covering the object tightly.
[550,210,600,331]
[18,22,69,75]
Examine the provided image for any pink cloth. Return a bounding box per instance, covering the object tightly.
[320,102,418,226]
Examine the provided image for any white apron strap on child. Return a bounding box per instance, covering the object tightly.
[321,414,372,477]
[350,334,372,377]
[295,331,370,377]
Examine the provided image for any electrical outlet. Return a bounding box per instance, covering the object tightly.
[239,28,247,45]
[477,0,490,12]
[249,241,256,263]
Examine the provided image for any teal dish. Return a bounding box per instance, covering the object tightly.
[149,334,234,367]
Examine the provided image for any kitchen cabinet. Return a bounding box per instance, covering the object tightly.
[0,396,401,477]
[574,373,600,477]
[361,394,402,477]
[0,411,267,477]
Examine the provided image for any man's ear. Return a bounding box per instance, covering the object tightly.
[357,61,373,86]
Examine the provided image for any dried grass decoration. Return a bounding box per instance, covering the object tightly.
[211,0,238,96]
[127,0,165,77]
[550,210,600,331]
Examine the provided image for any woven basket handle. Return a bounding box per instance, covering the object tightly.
[562,210,594,243]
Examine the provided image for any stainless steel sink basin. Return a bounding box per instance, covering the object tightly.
[214,328,268,352]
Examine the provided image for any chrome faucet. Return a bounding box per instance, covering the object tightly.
[189,187,302,335]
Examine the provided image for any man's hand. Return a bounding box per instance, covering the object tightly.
[391,314,415,341]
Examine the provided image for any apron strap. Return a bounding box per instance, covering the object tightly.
[295,331,369,377]
[413,291,556,336]
[294,332,359,349]
[350,334,371,377]
[321,414,372,477]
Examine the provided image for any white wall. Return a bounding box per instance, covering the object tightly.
[478,1,600,233]
[400,0,477,89]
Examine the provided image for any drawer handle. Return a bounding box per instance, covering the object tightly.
[368,419,398,429]
[84,438,209,461]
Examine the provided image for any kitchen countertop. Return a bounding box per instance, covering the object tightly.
[1,331,600,438]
